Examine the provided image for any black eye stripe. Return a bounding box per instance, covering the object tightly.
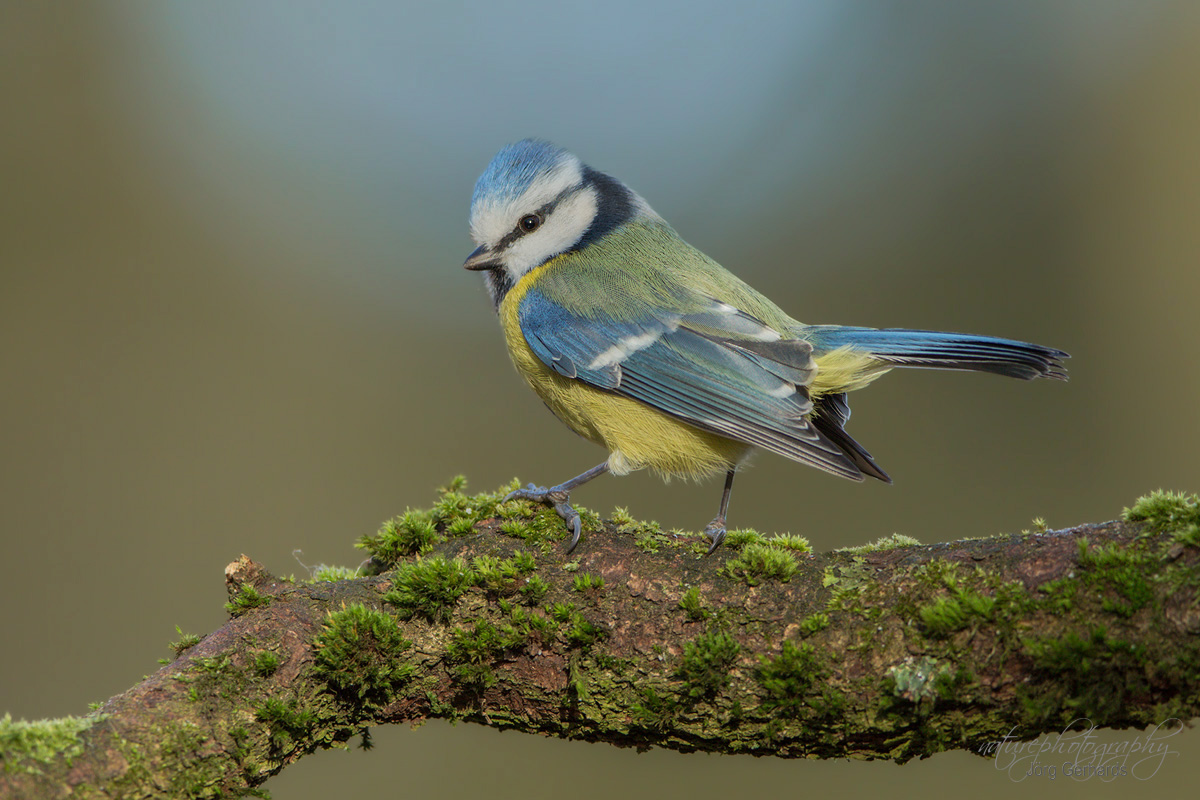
[494,183,582,250]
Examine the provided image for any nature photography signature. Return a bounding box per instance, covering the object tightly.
[978,718,1182,781]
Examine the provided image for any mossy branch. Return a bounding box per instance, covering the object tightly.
[3,484,1199,799]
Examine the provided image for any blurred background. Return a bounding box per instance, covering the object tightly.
[2,1,1198,797]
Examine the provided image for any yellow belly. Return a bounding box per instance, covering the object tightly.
[499,268,749,481]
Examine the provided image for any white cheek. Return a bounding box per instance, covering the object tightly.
[470,157,585,245]
[504,189,598,279]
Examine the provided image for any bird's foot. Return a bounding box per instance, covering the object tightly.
[505,483,583,552]
[702,516,727,555]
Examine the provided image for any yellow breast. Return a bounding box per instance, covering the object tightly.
[498,261,749,481]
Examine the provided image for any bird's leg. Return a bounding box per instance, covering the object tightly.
[505,462,611,552]
[702,470,736,554]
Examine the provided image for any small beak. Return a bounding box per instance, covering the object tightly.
[463,245,501,271]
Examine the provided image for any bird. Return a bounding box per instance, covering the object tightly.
[463,139,1068,553]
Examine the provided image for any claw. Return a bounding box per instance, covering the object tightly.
[499,464,610,552]
[504,483,585,551]
[557,503,583,552]
[703,517,727,555]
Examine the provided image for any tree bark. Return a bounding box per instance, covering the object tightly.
[3,488,1198,799]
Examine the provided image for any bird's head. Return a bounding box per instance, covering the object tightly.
[464,139,653,304]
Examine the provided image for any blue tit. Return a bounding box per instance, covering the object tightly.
[464,139,1068,553]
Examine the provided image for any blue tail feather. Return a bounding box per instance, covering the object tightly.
[806,326,1069,381]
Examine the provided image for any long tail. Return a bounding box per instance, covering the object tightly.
[805,326,1069,381]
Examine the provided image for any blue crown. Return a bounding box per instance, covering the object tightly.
[472,139,573,209]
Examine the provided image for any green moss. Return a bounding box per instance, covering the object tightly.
[592,651,629,673]
[722,527,810,554]
[255,698,316,752]
[1175,526,1200,549]
[509,550,537,572]
[798,612,830,637]
[808,685,849,720]
[914,563,1034,636]
[1123,490,1200,545]
[0,713,97,774]
[382,556,474,623]
[724,529,767,549]
[1037,574,1078,612]
[578,508,603,535]
[933,665,975,700]
[471,552,538,595]
[446,619,528,688]
[430,493,475,530]
[313,604,414,704]
[225,584,271,617]
[441,474,468,494]
[821,556,877,595]
[764,533,812,553]
[755,641,829,718]
[611,508,666,552]
[499,520,529,538]
[499,491,602,548]
[572,573,605,592]
[634,529,663,552]
[630,686,678,732]
[678,587,708,622]
[358,510,441,566]
[169,626,202,657]
[311,564,360,582]
[495,497,526,520]
[158,720,240,799]
[355,479,523,570]
[430,478,509,527]
[677,631,740,699]
[722,543,798,586]
[911,558,961,589]
[252,651,280,678]
[176,652,249,707]
[835,533,923,554]
[447,517,478,537]
[826,585,864,614]
[519,574,550,605]
[567,614,606,648]
[189,655,230,678]
[472,555,508,586]
[1076,538,1155,618]
[610,506,635,527]
[545,601,605,647]
[1020,626,1150,726]
[920,596,971,636]
[227,725,252,764]
[548,602,576,623]
[497,513,540,541]
[503,603,555,639]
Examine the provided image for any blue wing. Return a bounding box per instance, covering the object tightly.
[518,287,863,480]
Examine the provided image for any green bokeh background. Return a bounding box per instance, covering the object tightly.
[3,2,1198,797]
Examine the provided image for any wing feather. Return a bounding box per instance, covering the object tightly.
[519,287,863,480]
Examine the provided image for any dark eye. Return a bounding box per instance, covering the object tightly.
[518,214,542,233]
